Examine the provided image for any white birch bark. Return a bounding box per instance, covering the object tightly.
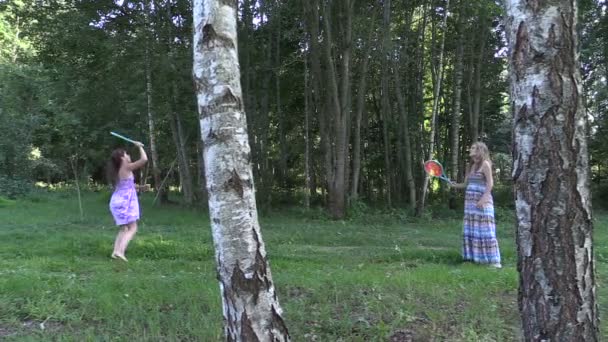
[144,0,163,202]
[192,1,289,340]
[505,0,598,340]
[419,0,450,213]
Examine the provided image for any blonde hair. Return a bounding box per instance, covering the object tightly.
[467,141,492,176]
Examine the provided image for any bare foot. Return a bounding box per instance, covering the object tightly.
[111,253,128,262]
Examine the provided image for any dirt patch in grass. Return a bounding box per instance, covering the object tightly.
[389,329,415,342]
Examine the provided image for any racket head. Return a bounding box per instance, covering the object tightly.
[424,160,445,178]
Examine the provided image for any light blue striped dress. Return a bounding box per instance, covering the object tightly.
[462,169,501,264]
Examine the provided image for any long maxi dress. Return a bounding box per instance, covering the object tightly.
[462,169,501,264]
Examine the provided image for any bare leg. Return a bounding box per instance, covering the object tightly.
[119,222,138,258]
[112,226,128,261]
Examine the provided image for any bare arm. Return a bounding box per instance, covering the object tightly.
[477,160,493,207]
[450,181,466,190]
[125,143,148,171]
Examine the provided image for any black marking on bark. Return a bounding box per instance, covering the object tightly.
[213,218,220,224]
[226,169,244,198]
[516,104,529,124]
[221,86,243,111]
[549,55,564,101]
[219,0,237,8]
[242,152,252,164]
[270,305,290,339]
[230,263,262,305]
[548,24,557,48]
[531,87,540,114]
[201,24,216,47]
[207,127,218,140]
[240,310,260,342]
[513,21,529,81]
[532,53,545,62]
[198,88,244,119]
[526,0,540,14]
[251,229,271,290]
[201,23,236,50]
[193,77,208,95]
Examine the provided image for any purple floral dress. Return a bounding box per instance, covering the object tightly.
[109,176,140,226]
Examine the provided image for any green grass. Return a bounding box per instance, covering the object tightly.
[0,190,606,341]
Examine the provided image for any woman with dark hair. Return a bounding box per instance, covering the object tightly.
[107,142,147,261]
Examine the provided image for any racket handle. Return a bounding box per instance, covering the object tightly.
[111,132,143,146]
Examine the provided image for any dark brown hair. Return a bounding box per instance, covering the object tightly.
[107,148,126,186]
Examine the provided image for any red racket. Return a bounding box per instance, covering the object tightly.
[424,160,452,183]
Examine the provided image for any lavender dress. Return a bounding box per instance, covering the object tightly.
[109,176,140,226]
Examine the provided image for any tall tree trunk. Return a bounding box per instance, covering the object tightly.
[322,0,352,219]
[304,57,311,210]
[412,1,429,209]
[505,0,599,340]
[257,0,274,205]
[144,0,164,204]
[350,11,376,202]
[417,0,450,215]
[469,11,487,143]
[393,56,416,210]
[304,0,331,205]
[192,1,289,340]
[380,0,393,208]
[450,0,464,181]
[168,102,194,205]
[166,3,194,206]
[275,7,288,185]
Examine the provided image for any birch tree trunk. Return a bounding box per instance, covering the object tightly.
[144,0,164,203]
[418,0,449,215]
[505,0,599,340]
[193,1,289,340]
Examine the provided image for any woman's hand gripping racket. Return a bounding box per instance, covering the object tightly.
[424,160,453,184]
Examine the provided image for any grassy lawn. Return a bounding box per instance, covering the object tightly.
[0,191,606,341]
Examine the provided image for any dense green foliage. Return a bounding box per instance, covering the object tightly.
[0,0,605,213]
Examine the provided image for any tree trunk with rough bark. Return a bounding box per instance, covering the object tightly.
[304,0,331,205]
[275,6,288,185]
[380,0,393,208]
[304,57,311,210]
[393,56,416,210]
[469,11,487,144]
[505,0,599,340]
[165,0,194,206]
[144,0,164,203]
[322,0,353,219]
[417,0,449,215]
[350,11,376,202]
[192,1,290,340]
[450,0,464,181]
